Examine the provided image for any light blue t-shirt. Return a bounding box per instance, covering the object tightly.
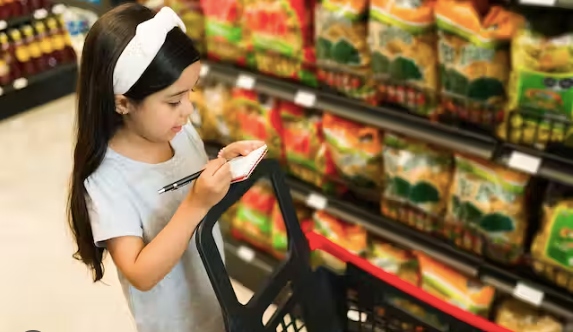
[85,124,225,332]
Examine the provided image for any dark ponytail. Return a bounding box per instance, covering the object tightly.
[68,3,201,282]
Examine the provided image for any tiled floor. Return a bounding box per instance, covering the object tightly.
[0,95,255,332]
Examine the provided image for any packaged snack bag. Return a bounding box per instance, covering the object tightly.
[280,102,340,192]
[381,133,453,233]
[322,113,383,189]
[367,239,419,286]
[315,1,376,102]
[201,0,252,65]
[435,0,522,127]
[231,89,286,162]
[270,201,313,253]
[531,182,573,292]
[188,80,235,144]
[416,252,496,317]
[232,181,276,248]
[369,0,439,117]
[502,10,573,148]
[495,299,563,332]
[445,154,530,264]
[313,210,367,255]
[245,0,317,85]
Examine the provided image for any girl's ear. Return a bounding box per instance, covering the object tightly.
[114,95,132,115]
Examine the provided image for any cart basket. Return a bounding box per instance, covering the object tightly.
[195,159,509,332]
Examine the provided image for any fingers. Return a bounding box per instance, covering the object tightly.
[203,157,228,176]
[221,140,266,159]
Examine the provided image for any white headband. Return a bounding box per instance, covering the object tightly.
[113,7,186,95]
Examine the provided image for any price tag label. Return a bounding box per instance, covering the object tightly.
[199,64,209,78]
[294,90,317,108]
[236,74,255,90]
[520,0,556,6]
[0,21,7,31]
[513,283,544,306]
[0,87,3,96]
[34,8,49,19]
[507,151,541,174]
[347,310,367,322]
[52,4,67,14]
[237,245,255,263]
[13,78,28,90]
[306,193,327,210]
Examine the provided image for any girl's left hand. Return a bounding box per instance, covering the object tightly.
[218,140,265,160]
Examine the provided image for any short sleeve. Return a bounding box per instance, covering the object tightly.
[85,169,142,248]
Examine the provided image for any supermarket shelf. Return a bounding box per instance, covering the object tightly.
[0,5,67,31]
[56,0,109,15]
[201,60,573,186]
[202,60,496,161]
[204,142,573,320]
[0,62,78,121]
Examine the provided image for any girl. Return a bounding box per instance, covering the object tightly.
[67,4,262,332]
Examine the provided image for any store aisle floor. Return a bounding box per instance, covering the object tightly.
[0,95,254,332]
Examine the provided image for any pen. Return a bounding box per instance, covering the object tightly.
[157,158,229,194]
[157,169,204,194]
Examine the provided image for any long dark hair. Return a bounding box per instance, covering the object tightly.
[68,3,201,282]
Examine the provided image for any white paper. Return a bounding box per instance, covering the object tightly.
[513,282,544,306]
[237,245,255,263]
[508,151,541,174]
[228,144,267,181]
[519,0,556,6]
[306,193,327,210]
[294,90,317,108]
[236,74,255,90]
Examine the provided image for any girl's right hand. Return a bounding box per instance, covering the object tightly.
[189,158,232,209]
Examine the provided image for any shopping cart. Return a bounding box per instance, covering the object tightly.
[196,159,510,332]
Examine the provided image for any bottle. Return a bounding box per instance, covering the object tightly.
[46,17,66,63]
[9,28,35,76]
[15,0,30,17]
[22,24,46,72]
[0,33,11,85]
[3,0,15,18]
[35,21,57,68]
[57,16,76,62]
[0,0,9,20]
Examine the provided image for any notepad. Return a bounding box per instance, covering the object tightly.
[229,144,268,183]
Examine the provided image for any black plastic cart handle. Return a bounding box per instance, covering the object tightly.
[195,159,344,332]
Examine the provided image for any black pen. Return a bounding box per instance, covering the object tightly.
[157,157,231,194]
[157,169,204,194]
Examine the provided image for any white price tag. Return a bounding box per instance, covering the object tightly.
[347,310,367,322]
[52,4,67,14]
[294,90,316,108]
[237,245,255,263]
[520,0,556,6]
[199,64,210,78]
[513,283,544,306]
[507,151,541,174]
[306,193,327,210]
[13,78,28,90]
[34,8,49,19]
[0,21,7,31]
[0,87,3,96]
[236,74,255,90]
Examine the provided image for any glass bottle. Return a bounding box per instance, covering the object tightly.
[46,17,66,63]
[1,31,21,81]
[0,33,11,85]
[58,16,76,62]
[35,21,57,68]
[22,24,46,72]
[10,28,35,76]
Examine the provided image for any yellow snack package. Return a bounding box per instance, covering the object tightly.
[503,22,573,148]
[369,0,439,117]
[445,154,530,264]
[435,0,522,127]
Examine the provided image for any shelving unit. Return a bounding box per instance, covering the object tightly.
[0,62,78,121]
[200,60,573,187]
[204,142,573,322]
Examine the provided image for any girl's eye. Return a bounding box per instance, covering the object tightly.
[168,101,182,107]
